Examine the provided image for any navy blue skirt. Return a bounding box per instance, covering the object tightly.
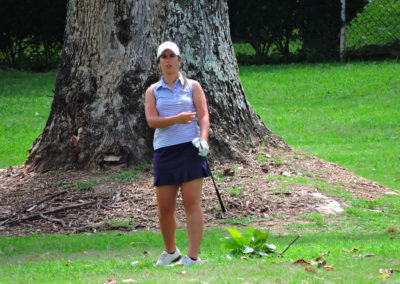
[153,142,211,186]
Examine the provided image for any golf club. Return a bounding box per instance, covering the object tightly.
[205,159,226,213]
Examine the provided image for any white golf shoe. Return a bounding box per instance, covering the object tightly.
[180,255,201,267]
[155,248,182,266]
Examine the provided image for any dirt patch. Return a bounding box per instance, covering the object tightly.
[0,145,396,236]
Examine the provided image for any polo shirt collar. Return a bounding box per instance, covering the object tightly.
[156,73,184,90]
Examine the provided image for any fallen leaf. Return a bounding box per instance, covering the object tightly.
[314,256,326,267]
[379,268,393,276]
[352,254,375,258]
[388,227,399,233]
[80,249,87,254]
[176,271,187,275]
[223,168,235,176]
[343,248,359,253]
[323,265,336,271]
[240,256,249,261]
[130,261,140,266]
[261,166,269,173]
[293,259,311,265]
[305,267,316,273]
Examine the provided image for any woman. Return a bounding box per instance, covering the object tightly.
[144,41,210,267]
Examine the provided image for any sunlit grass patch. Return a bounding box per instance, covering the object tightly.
[242,60,400,190]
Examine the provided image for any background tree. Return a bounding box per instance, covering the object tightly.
[229,0,275,60]
[299,0,342,60]
[268,0,302,61]
[25,0,286,172]
[228,0,368,62]
[0,0,67,70]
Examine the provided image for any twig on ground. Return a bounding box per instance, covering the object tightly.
[23,190,68,212]
[280,235,300,256]
[4,200,97,226]
[39,213,67,227]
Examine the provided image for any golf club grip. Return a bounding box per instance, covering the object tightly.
[206,159,226,213]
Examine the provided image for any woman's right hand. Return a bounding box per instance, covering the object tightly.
[175,111,196,124]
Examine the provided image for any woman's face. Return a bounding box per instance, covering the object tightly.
[158,49,181,75]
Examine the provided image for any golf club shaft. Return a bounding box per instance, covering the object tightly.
[206,159,226,213]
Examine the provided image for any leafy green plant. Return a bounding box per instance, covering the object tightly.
[106,170,138,183]
[221,227,276,256]
[225,187,243,196]
[108,217,136,228]
[220,217,257,225]
[346,0,400,48]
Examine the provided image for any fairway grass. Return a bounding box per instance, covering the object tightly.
[1,220,400,283]
[0,71,55,167]
[1,194,400,283]
[240,60,400,190]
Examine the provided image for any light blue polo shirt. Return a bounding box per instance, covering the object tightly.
[152,73,200,150]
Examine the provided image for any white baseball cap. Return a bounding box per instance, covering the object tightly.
[157,41,180,60]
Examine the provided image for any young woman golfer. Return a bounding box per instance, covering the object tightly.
[144,41,210,267]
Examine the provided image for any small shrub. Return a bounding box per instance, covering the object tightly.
[221,227,277,257]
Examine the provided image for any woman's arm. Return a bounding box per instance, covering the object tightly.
[192,81,210,141]
[144,86,196,129]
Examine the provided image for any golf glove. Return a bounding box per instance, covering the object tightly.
[192,137,209,157]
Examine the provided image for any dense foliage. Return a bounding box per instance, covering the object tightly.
[346,0,400,48]
[2,0,398,69]
[228,0,367,63]
[0,0,67,71]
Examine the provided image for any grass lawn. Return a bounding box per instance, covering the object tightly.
[1,61,400,283]
[0,71,55,167]
[1,197,400,283]
[240,60,400,190]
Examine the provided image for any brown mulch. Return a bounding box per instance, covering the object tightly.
[0,145,396,236]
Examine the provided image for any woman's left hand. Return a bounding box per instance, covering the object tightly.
[192,137,209,157]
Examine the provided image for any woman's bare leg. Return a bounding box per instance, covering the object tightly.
[181,178,204,259]
[156,185,179,253]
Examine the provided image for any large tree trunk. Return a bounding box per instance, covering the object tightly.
[25,0,287,172]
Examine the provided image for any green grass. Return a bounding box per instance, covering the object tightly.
[2,194,397,283]
[1,61,400,282]
[240,60,400,190]
[0,70,55,168]
[1,217,400,283]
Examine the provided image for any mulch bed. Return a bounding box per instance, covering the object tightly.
[0,145,395,236]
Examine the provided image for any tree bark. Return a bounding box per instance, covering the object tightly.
[25,0,287,172]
